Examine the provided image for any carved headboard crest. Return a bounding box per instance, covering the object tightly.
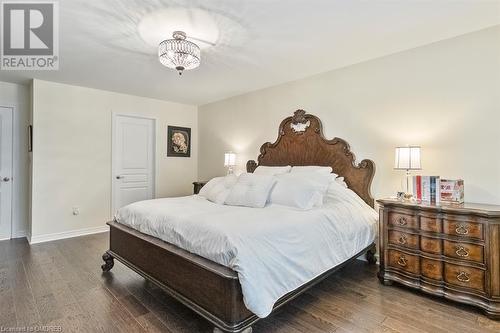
[246,110,376,207]
[290,109,311,134]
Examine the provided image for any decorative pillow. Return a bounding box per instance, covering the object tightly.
[290,166,334,175]
[225,173,277,208]
[253,165,291,176]
[199,175,237,204]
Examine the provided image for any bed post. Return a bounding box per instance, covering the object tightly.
[101,251,115,272]
[366,244,377,265]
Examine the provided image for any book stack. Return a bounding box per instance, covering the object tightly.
[440,179,465,204]
[412,176,441,204]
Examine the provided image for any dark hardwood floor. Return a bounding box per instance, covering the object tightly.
[0,233,499,333]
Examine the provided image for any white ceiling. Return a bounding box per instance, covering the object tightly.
[1,0,499,105]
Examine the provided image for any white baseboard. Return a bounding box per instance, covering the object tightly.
[12,230,27,239]
[0,231,27,241]
[29,225,109,244]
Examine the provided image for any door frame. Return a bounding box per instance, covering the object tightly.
[111,112,157,217]
[0,105,14,240]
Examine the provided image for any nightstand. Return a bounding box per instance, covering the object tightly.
[377,198,500,319]
[192,181,207,194]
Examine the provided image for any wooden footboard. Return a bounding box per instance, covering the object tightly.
[105,221,254,332]
[102,221,376,332]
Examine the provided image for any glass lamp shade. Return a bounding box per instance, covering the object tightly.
[394,146,421,170]
[224,152,236,167]
[158,31,200,75]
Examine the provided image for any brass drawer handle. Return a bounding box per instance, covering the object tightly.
[396,216,408,226]
[398,234,407,245]
[457,271,470,283]
[455,224,469,235]
[397,255,407,267]
[455,246,470,258]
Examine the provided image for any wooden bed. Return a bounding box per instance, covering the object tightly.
[101,110,377,333]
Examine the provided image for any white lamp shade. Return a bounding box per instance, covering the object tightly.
[394,146,421,170]
[224,152,236,167]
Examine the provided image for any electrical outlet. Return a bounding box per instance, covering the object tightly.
[72,207,80,216]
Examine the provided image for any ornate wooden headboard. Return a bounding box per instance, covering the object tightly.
[246,110,375,207]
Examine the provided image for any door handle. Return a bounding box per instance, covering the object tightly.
[116,175,124,179]
[2,177,10,182]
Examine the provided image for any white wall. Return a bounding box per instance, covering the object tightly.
[199,26,500,205]
[0,81,30,238]
[31,80,197,241]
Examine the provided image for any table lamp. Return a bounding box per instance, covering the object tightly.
[224,152,236,175]
[394,146,421,198]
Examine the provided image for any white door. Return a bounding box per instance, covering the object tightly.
[112,114,155,214]
[0,107,13,240]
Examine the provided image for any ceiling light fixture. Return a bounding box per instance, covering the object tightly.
[158,31,200,75]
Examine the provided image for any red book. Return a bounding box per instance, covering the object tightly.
[416,175,422,200]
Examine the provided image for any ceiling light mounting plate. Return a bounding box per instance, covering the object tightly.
[172,31,187,40]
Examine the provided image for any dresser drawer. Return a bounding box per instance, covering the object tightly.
[388,212,417,230]
[388,250,419,275]
[444,263,485,292]
[420,236,442,255]
[443,240,484,264]
[421,258,443,281]
[388,230,418,249]
[420,215,441,233]
[443,219,483,240]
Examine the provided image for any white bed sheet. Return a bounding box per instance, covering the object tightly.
[115,190,377,318]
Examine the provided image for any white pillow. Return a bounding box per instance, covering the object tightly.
[270,172,331,209]
[254,165,291,176]
[324,174,356,201]
[199,175,237,204]
[335,176,348,188]
[290,166,334,175]
[324,176,370,209]
[198,177,222,197]
[268,174,322,210]
[225,173,277,208]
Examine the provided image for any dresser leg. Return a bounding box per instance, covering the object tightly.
[377,271,393,285]
[483,309,500,320]
[382,279,393,286]
[214,327,252,333]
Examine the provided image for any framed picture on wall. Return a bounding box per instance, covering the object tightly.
[167,126,191,157]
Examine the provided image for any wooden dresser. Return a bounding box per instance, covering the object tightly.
[377,199,500,319]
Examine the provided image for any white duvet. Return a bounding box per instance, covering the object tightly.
[115,187,377,318]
